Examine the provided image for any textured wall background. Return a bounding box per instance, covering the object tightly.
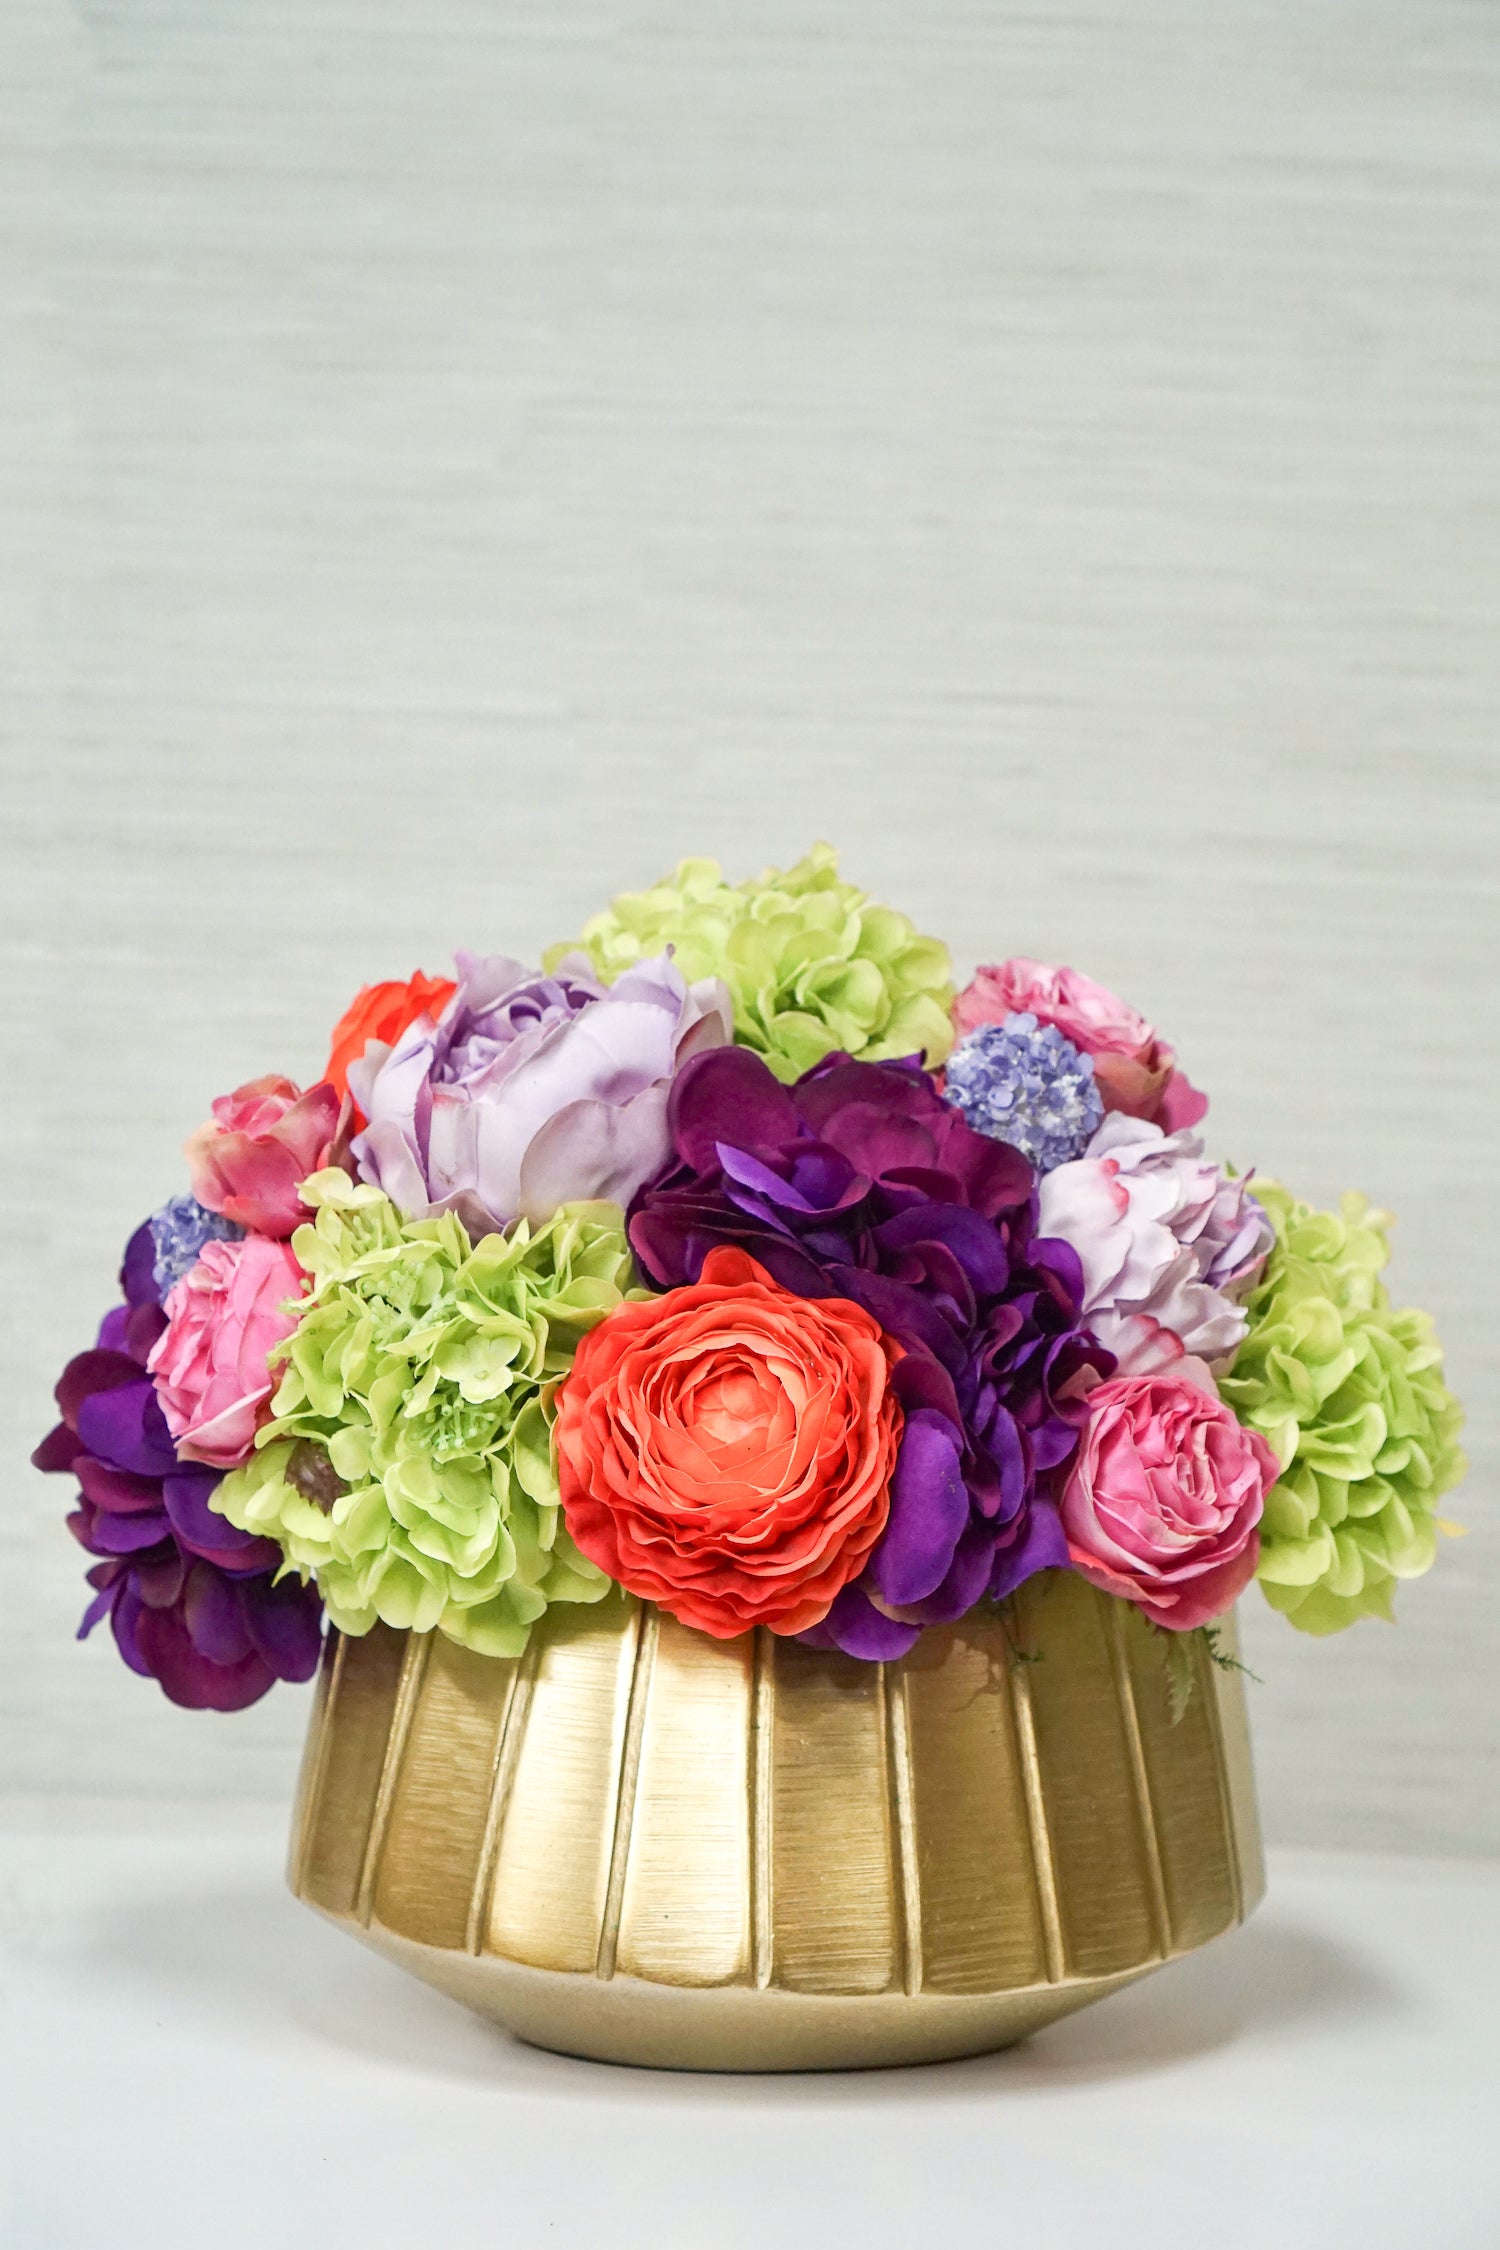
[4,0,1496,1852]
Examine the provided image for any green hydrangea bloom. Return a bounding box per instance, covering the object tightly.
[548,844,956,1083]
[1218,1182,1465,1635]
[213,1170,644,1657]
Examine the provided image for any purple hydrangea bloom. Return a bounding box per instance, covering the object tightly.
[149,1190,245,1297]
[942,1013,1103,1172]
[32,1223,322,1711]
[630,1047,1113,1658]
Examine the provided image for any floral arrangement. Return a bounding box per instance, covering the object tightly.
[36,846,1466,1710]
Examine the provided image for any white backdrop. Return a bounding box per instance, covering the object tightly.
[4,0,1496,1854]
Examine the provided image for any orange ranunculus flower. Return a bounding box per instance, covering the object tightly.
[554,1246,904,1640]
[324,970,456,1114]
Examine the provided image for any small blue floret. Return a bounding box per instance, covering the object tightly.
[149,1192,245,1297]
[942,1013,1103,1172]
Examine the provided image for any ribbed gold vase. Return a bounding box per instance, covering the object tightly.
[289,1570,1263,2070]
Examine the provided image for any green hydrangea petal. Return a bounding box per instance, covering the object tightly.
[1227,1179,1465,1636]
[212,1176,637,1657]
[550,846,955,1079]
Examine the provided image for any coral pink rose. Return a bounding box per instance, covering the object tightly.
[555,1246,904,1639]
[148,1237,306,1470]
[954,959,1206,1131]
[185,1075,346,1238]
[1060,1366,1277,1630]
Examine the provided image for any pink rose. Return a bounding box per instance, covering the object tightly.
[148,1237,306,1469]
[185,1075,346,1238]
[1060,1366,1278,1631]
[953,959,1207,1131]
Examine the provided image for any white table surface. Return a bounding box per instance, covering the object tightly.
[2,1802,1496,2250]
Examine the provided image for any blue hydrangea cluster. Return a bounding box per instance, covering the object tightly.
[149,1191,244,1298]
[942,1013,1103,1172]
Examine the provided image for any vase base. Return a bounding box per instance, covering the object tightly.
[339,1916,1154,2072]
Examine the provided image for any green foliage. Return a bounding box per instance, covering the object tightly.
[214,1170,643,1656]
[1220,1183,1465,1634]
[549,844,956,1082]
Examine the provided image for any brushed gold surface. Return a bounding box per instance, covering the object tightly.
[484,1596,641,1973]
[372,1635,519,1951]
[614,1613,753,1989]
[291,1578,1262,2070]
[900,1612,1049,1996]
[768,1639,901,1996]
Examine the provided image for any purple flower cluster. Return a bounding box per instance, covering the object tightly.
[630,1047,1113,1657]
[33,1223,322,1711]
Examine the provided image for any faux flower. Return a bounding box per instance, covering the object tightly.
[1061,1365,1277,1630]
[1037,1112,1273,1373]
[954,958,1206,1130]
[185,1075,347,1238]
[1218,1185,1466,1634]
[149,1236,307,1469]
[555,1246,904,1638]
[148,1190,244,1297]
[213,1171,632,1656]
[630,1047,1110,1657]
[32,1224,321,1710]
[350,949,731,1238]
[324,968,457,1120]
[942,1014,1103,1170]
[550,845,956,1082]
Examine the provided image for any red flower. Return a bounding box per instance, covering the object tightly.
[324,970,456,1121]
[555,1247,904,1639]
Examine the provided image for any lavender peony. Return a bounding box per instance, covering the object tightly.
[1036,1111,1273,1374]
[350,949,733,1236]
[631,1047,1112,1657]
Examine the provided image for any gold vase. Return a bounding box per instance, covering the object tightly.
[288,1570,1262,2070]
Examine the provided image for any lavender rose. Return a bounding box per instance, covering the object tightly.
[350,950,733,1236]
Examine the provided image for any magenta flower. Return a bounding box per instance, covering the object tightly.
[351,950,733,1235]
[33,1224,322,1710]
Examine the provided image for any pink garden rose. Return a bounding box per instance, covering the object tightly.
[148,1237,306,1470]
[185,1075,346,1238]
[1060,1366,1278,1631]
[953,959,1206,1131]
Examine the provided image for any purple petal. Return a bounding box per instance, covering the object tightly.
[798,1586,923,1661]
[76,1380,179,1478]
[74,1457,168,1516]
[120,1221,161,1309]
[243,1577,323,1681]
[55,1349,141,1427]
[869,1409,971,1608]
[79,1506,174,1556]
[77,1574,120,1640]
[109,1584,153,1676]
[31,1421,81,1475]
[669,1048,801,1172]
[987,1506,1069,1602]
[162,1475,278,1570]
[182,1564,254,1665]
[133,1603,275,1711]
